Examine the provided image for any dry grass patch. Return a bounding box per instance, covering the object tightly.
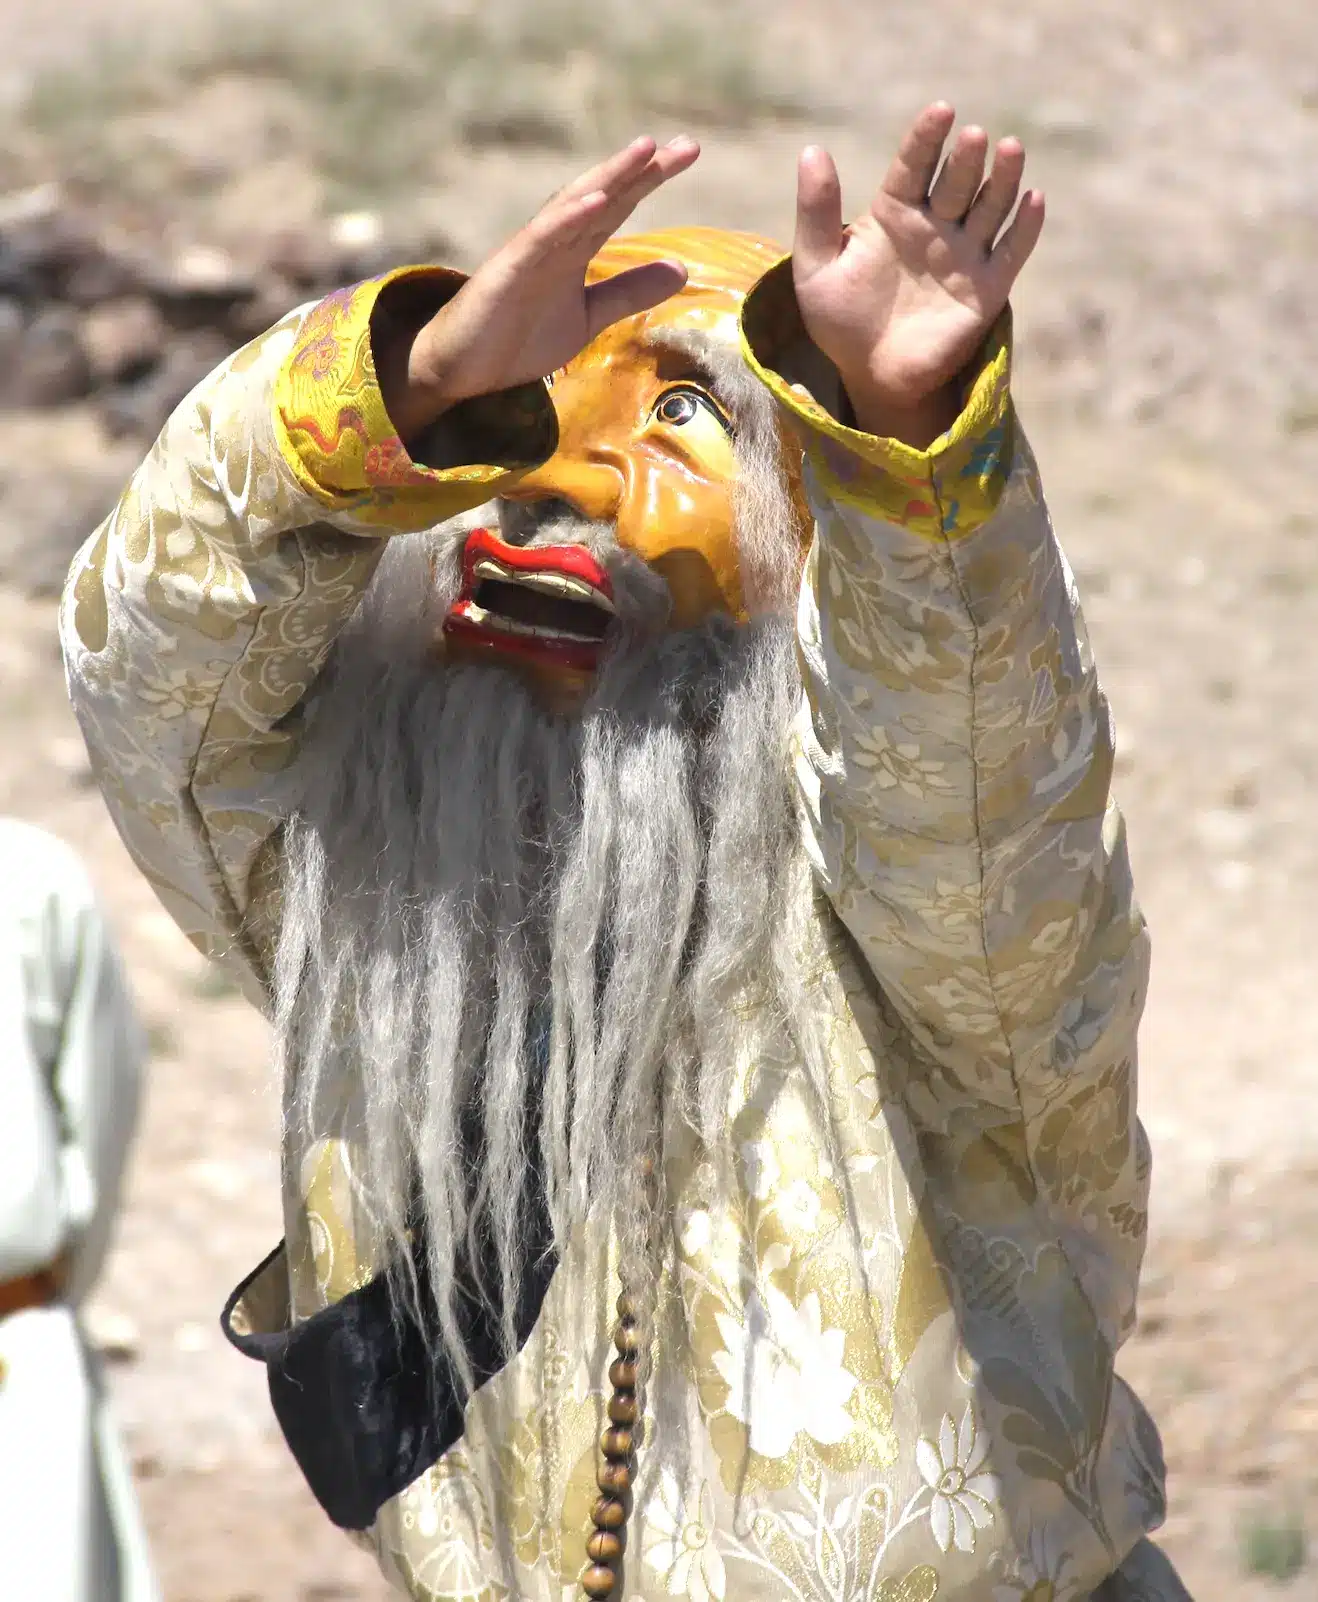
[4,0,819,206]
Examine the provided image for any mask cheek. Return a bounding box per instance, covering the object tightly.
[617,495,744,626]
[613,442,743,626]
[658,407,738,484]
[643,548,743,629]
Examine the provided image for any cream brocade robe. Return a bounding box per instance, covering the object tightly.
[60,261,1189,1602]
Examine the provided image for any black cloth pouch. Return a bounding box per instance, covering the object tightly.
[221,1214,557,1531]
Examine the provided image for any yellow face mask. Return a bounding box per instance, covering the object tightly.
[509,229,789,627]
[442,229,809,706]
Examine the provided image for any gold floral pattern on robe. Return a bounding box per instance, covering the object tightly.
[60,266,1189,1602]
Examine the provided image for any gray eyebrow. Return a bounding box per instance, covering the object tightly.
[641,325,761,432]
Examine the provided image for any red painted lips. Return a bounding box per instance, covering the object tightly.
[442,527,617,674]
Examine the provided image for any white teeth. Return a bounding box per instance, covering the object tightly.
[457,601,603,646]
[471,557,616,614]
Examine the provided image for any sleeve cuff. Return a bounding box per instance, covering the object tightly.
[739,256,1014,541]
[272,267,558,534]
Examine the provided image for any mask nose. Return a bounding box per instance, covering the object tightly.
[502,452,626,529]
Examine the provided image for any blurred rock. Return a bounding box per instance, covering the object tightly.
[161,243,252,298]
[0,236,37,301]
[461,107,575,151]
[0,182,64,232]
[97,331,232,441]
[262,226,342,292]
[149,244,258,330]
[263,213,404,292]
[0,297,24,370]
[61,245,146,308]
[0,189,440,433]
[80,296,167,385]
[9,307,92,406]
[0,183,63,299]
[224,273,303,344]
[1,211,110,305]
[0,187,147,309]
[326,209,425,281]
[263,213,452,302]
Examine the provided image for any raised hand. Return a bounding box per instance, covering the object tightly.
[793,103,1045,446]
[379,136,700,439]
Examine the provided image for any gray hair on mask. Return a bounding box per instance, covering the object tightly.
[644,324,806,616]
[274,345,819,1389]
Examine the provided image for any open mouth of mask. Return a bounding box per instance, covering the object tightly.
[442,526,620,673]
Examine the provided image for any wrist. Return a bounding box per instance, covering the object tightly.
[838,376,961,449]
[370,279,461,444]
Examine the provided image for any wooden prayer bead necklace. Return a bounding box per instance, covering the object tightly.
[579,1287,644,1599]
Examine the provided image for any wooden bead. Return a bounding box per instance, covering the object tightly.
[587,1529,625,1564]
[608,1357,638,1390]
[607,1392,638,1426]
[615,1292,639,1321]
[612,1319,640,1356]
[600,1426,634,1460]
[581,1564,618,1599]
[597,1459,633,1496]
[591,1495,629,1530]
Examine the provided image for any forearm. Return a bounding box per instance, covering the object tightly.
[369,270,463,445]
[62,275,555,992]
[800,424,1123,1014]
[743,264,1134,1060]
[839,374,961,450]
[797,414,1151,1350]
[61,304,378,988]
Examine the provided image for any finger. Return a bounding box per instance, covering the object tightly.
[878,101,957,205]
[587,136,701,234]
[585,260,688,338]
[794,145,846,272]
[520,187,614,257]
[963,137,1025,248]
[555,136,660,207]
[988,188,1046,291]
[515,140,700,271]
[927,125,990,222]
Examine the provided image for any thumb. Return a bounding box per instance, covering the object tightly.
[585,260,688,340]
[794,146,845,273]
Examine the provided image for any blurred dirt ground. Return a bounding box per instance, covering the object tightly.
[0,0,1315,1597]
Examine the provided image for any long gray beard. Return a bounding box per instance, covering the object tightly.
[276,440,811,1383]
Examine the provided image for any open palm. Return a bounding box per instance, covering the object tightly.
[794,103,1045,432]
[387,136,699,440]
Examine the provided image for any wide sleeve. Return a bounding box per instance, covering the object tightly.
[60,269,558,1005]
[742,262,1150,1347]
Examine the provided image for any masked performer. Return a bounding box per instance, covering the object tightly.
[0,818,159,1602]
[62,107,1188,1601]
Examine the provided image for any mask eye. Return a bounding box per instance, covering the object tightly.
[652,384,732,435]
